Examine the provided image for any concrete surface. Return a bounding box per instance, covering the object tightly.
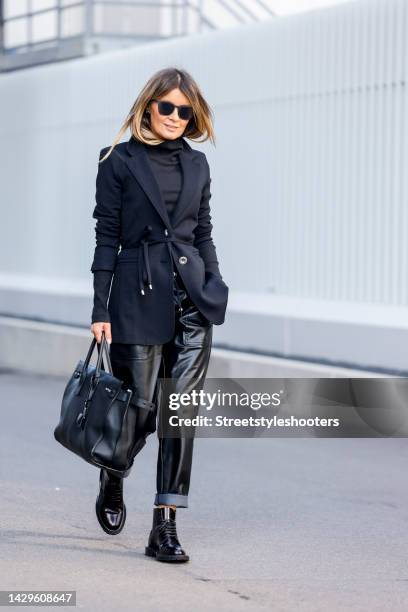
[1,369,408,611]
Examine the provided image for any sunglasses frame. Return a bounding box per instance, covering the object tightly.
[150,98,194,122]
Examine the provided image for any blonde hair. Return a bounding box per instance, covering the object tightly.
[100,67,215,163]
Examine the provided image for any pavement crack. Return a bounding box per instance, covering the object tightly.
[227,589,251,601]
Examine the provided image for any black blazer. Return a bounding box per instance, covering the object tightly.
[90,135,229,344]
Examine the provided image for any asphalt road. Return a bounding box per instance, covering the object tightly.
[1,369,408,611]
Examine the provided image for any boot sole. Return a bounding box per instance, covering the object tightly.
[145,545,189,562]
[95,499,127,535]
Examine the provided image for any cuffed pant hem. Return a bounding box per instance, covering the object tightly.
[154,493,188,508]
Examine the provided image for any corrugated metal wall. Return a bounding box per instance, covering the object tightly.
[263,0,408,305]
[211,0,408,305]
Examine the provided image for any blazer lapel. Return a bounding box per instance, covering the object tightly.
[171,148,201,227]
[125,135,201,230]
[125,136,171,229]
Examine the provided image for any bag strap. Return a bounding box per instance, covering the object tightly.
[76,333,116,428]
[83,336,97,371]
[96,333,113,375]
[79,331,113,389]
[94,332,113,380]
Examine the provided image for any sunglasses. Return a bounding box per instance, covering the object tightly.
[151,99,194,121]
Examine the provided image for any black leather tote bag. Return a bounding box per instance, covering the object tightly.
[54,331,155,478]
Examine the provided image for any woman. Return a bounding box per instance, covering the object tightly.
[90,67,229,563]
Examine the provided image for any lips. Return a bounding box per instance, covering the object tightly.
[164,124,178,130]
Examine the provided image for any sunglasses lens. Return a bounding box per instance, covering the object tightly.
[179,106,194,121]
[158,101,174,116]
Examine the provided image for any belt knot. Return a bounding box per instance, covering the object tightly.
[120,226,194,296]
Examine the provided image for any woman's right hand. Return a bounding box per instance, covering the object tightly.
[91,322,112,344]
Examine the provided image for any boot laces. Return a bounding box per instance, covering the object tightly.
[158,519,179,544]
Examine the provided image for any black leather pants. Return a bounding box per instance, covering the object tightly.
[109,270,213,508]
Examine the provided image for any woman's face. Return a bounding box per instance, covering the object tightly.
[148,88,192,140]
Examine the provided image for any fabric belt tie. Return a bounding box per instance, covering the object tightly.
[118,226,194,296]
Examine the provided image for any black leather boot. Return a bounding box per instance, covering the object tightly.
[95,468,126,535]
[145,506,189,562]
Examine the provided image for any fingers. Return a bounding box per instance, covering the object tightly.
[91,324,103,344]
[91,322,112,344]
[103,323,112,345]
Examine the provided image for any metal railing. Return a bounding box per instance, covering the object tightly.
[0,0,276,71]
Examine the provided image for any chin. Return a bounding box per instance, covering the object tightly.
[162,128,181,138]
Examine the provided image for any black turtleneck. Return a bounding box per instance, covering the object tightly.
[144,136,184,219]
[91,136,185,324]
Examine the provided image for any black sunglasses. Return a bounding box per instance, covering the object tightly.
[151,99,194,121]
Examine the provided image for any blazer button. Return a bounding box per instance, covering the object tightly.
[179,256,188,264]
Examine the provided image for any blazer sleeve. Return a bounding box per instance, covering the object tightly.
[193,156,223,280]
[90,147,122,322]
[91,270,113,324]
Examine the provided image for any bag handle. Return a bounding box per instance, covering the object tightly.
[95,331,113,377]
[76,332,114,429]
[79,331,113,388]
